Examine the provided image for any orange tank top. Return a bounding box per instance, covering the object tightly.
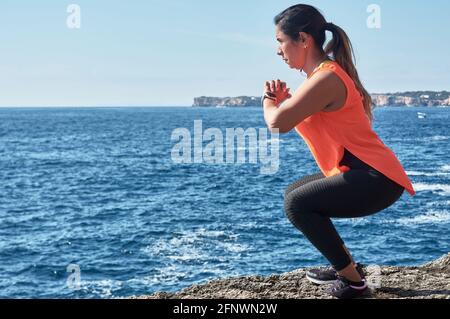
[295,60,416,196]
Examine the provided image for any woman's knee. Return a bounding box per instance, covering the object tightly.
[284,173,322,199]
[284,181,302,199]
[283,191,310,222]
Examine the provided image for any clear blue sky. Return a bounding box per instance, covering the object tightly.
[1,0,449,106]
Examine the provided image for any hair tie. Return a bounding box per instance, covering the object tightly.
[324,22,333,30]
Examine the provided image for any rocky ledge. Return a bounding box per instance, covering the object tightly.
[134,253,450,299]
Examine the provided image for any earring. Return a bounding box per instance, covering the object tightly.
[299,67,306,78]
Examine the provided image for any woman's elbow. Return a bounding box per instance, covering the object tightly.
[268,123,291,134]
[267,114,297,133]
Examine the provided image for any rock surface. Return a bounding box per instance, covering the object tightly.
[134,254,450,299]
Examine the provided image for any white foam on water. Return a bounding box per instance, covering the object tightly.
[416,136,450,142]
[346,205,450,227]
[129,264,189,287]
[431,136,450,141]
[129,263,239,289]
[406,170,422,176]
[76,279,123,298]
[238,221,260,230]
[193,228,229,238]
[406,170,450,177]
[217,242,248,253]
[413,182,450,196]
[441,164,450,172]
[167,250,208,262]
[144,237,208,262]
[397,210,450,225]
[425,199,450,208]
[143,228,246,263]
[137,228,249,291]
[150,264,188,283]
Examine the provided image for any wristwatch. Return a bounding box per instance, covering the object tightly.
[261,92,277,106]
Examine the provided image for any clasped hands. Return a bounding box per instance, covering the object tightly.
[263,79,292,106]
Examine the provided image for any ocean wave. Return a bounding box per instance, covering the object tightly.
[406,170,450,177]
[75,278,123,299]
[425,199,450,208]
[413,182,450,196]
[143,228,246,263]
[128,263,239,291]
[431,136,450,141]
[129,264,189,287]
[415,136,450,142]
[397,210,450,225]
[217,242,248,253]
[144,238,208,262]
[344,207,450,227]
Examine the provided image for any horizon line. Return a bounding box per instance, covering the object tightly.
[1,90,449,108]
[0,105,194,108]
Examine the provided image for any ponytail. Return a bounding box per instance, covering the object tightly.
[323,22,374,125]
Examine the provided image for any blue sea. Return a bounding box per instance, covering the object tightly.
[0,106,448,298]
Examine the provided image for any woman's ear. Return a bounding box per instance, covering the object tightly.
[298,31,308,43]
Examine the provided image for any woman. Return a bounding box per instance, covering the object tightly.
[262,4,416,299]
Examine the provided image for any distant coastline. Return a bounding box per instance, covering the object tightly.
[193,91,450,107]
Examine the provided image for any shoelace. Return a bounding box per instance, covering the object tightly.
[332,275,367,291]
[331,275,349,291]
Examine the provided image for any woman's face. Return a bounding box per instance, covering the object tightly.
[275,24,306,70]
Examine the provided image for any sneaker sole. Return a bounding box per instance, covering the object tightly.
[305,274,337,285]
[305,264,366,286]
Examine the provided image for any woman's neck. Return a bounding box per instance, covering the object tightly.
[303,52,330,76]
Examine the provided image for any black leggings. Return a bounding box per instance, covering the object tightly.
[283,148,405,271]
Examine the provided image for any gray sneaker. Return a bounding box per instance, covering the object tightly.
[328,275,369,299]
[306,263,365,285]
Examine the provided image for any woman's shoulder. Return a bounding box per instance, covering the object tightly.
[307,63,348,111]
[308,60,339,81]
[308,66,347,95]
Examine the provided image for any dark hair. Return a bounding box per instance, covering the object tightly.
[274,4,374,124]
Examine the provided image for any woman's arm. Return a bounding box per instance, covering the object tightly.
[263,70,344,133]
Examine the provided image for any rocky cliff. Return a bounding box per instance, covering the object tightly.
[193,96,261,107]
[134,253,450,299]
[193,91,450,107]
[371,91,450,107]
